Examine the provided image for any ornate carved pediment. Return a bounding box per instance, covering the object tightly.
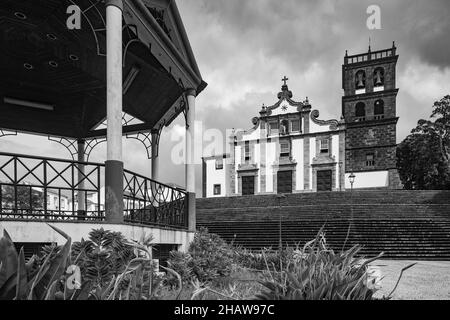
[273,157,297,168]
[310,110,339,130]
[237,163,258,171]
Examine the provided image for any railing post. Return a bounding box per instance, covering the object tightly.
[43,160,48,218]
[77,139,86,220]
[13,156,17,217]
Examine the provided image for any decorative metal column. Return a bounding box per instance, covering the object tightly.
[185,89,196,232]
[151,129,160,181]
[77,139,86,218]
[105,0,124,223]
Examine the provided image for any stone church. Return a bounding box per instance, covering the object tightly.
[202,43,401,197]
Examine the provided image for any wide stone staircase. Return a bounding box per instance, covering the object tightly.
[197,191,450,260]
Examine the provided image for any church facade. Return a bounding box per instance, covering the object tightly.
[202,43,401,197]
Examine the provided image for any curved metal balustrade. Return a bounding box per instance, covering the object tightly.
[0,152,187,229]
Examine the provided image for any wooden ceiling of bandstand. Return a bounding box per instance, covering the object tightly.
[0,0,206,139]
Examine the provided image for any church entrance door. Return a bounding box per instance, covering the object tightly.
[242,176,255,195]
[277,170,293,194]
[317,170,332,191]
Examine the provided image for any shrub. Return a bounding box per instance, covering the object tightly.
[167,227,235,284]
[254,232,383,300]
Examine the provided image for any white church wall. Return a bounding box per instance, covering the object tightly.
[241,127,261,141]
[235,145,242,193]
[309,121,333,134]
[254,143,261,193]
[206,159,226,197]
[266,141,276,192]
[345,171,389,189]
[331,134,340,190]
[292,138,304,190]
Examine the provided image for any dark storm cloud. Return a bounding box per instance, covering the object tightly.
[5,0,450,193]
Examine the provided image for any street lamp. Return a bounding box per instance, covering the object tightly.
[349,172,356,191]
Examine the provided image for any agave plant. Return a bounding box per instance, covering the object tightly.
[0,224,73,300]
[254,230,416,300]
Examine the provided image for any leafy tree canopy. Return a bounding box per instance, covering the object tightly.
[397,95,450,189]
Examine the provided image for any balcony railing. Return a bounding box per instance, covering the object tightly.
[0,152,187,229]
[345,47,396,65]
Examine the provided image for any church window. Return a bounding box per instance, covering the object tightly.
[280,140,290,158]
[366,153,375,167]
[320,139,329,154]
[355,70,366,89]
[244,141,250,162]
[355,102,366,121]
[374,99,385,119]
[373,67,385,87]
[213,184,221,195]
[291,119,301,132]
[269,121,278,135]
[215,158,223,170]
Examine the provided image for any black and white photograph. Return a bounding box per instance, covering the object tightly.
[0,0,449,309]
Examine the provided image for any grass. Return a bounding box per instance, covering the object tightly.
[370,260,450,300]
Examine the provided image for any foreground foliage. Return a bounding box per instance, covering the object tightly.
[1,226,413,300]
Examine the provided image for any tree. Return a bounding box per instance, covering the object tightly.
[396,95,450,190]
[1,184,44,210]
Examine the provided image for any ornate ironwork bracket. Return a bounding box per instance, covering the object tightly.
[48,136,78,160]
[125,122,165,160]
[69,0,106,56]
[84,137,107,161]
[48,136,106,161]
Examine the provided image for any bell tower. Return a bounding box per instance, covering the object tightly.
[342,42,401,189]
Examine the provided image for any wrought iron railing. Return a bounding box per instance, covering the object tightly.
[123,169,188,229]
[0,152,104,221]
[0,152,188,229]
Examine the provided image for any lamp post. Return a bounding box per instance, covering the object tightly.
[343,172,356,251]
[349,172,356,192]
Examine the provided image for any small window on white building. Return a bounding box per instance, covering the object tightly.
[215,158,223,170]
[320,139,329,154]
[280,141,290,158]
[269,121,278,135]
[244,141,250,162]
[366,153,375,167]
[291,119,301,132]
[213,184,221,195]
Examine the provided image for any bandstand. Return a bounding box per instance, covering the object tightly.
[0,0,206,255]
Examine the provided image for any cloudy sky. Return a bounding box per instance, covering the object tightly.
[2,0,450,195]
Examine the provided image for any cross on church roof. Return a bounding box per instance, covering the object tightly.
[282,76,289,86]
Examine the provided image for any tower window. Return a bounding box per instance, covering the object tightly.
[366,153,375,167]
[320,139,329,154]
[215,158,223,170]
[280,140,290,158]
[244,141,250,162]
[355,102,366,121]
[355,70,366,89]
[374,99,385,119]
[373,67,385,88]
[213,184,221,195]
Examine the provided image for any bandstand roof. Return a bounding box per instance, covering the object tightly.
[0,0,206,139]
